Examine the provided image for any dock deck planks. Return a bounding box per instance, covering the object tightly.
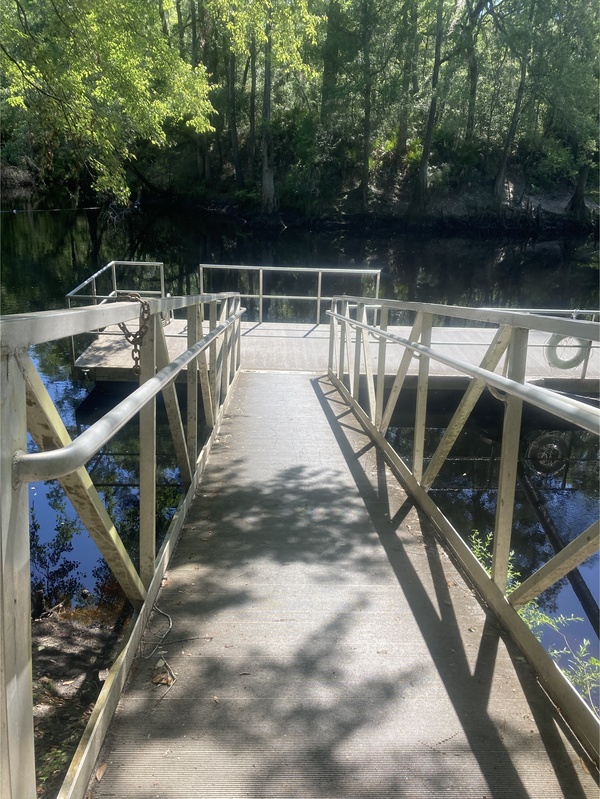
[74,320,600,384]
[89,372,597,798]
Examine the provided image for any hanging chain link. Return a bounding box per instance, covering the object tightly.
[118,293,151,376]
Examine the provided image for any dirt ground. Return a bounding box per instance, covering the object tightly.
[31,607,129,798]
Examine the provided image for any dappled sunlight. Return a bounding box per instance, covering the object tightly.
[89,373,596,798]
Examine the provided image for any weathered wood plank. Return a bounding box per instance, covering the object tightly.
[0,353,36,799]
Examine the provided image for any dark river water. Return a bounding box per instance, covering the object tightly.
[1,205,598,674]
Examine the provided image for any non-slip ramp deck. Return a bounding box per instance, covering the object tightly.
[90,372,597,798]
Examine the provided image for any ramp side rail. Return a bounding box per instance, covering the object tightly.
[327,296,600,764]
[1,292,244,799]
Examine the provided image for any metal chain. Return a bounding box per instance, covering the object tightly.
[118,293,151,376]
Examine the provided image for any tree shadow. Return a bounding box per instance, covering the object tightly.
[91,373,594,799]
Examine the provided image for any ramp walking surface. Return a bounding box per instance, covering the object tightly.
[90,372,597,798]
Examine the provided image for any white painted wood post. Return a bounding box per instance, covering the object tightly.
[413,312,432,483]
[328,298,337,373]
[139,313,157,588]
[234,294,242,374]
[209,300,218,422]
[187,302,200,465]
[492,326,529,593]
[375,304,388,429]
[352,302,363,401]
[380,312,423,436]
[221,297,230,400]
[1,353,36,799]
[317,271,323,324]
[338,299,348,382]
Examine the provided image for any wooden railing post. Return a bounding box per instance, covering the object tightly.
[375,304,388,429]
[317,271,323,324]
[352,301,363,401]
[1,353,36,799]
[492,326,529,593]
[187,301,200,465]
[139,313,157,588]
[328,298,337,373]
[413,312,432,483]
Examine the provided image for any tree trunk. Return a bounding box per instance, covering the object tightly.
[261,23,277,214]
[493,0,535,202]
[395,0,418,159]
[247,37,257,184]
[565,163,590,219]
[190,0,198,67]
[321,0,342,123]
[465,45,478,143]
[227,49,244,189]
[408,0,443,214]
[175,0,185,58]
[360,0,372,212]
[493,56,526,202]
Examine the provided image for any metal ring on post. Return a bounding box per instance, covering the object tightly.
[544,334,589,369]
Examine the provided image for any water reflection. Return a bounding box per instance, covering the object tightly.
[2,208,598,656]
[2,206,598,315]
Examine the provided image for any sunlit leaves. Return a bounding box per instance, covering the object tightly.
[0,0,213,202]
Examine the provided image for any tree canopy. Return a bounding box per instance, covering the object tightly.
[1,0,598,215]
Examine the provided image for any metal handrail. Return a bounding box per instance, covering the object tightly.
[13,309,244,485]
[336,295,600,340]
[326,295,600,764]
[199,264,382,323]
[1,290,244,799]
[327,309,600,433]
[66,260,165,303]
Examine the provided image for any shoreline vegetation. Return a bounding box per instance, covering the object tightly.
[2,0,598,238]
[2,166,598,237]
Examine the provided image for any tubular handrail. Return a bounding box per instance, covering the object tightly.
[1,293,237,351]
[12,308,244,485]
[66,260,165,301]
[326,295,600,764]
[327,309,600,433]
[199,264,382,323]
[336,295,600,340]
[2,288,245,799]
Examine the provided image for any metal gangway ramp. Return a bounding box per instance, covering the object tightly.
[1,286,599,798]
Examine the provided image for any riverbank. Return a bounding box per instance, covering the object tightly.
[3,164,598,237]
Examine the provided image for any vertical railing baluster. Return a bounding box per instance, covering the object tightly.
[317,271,323,324]
[235,294,242,374]
[209,299,218,422]
[352,301,363,401]
[1,353,36,799]
[375,304,388,429]
[328,297,337,373]
[187,301,200,466]
[338,299,348,382]
[492,326,529,593]
[139,313,157,588]
[221,296,230,400]
[413,312,432,483]
[259,269,264,323]
[360,303,376,422]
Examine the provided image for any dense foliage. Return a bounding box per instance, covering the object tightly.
[1,0,598,215]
